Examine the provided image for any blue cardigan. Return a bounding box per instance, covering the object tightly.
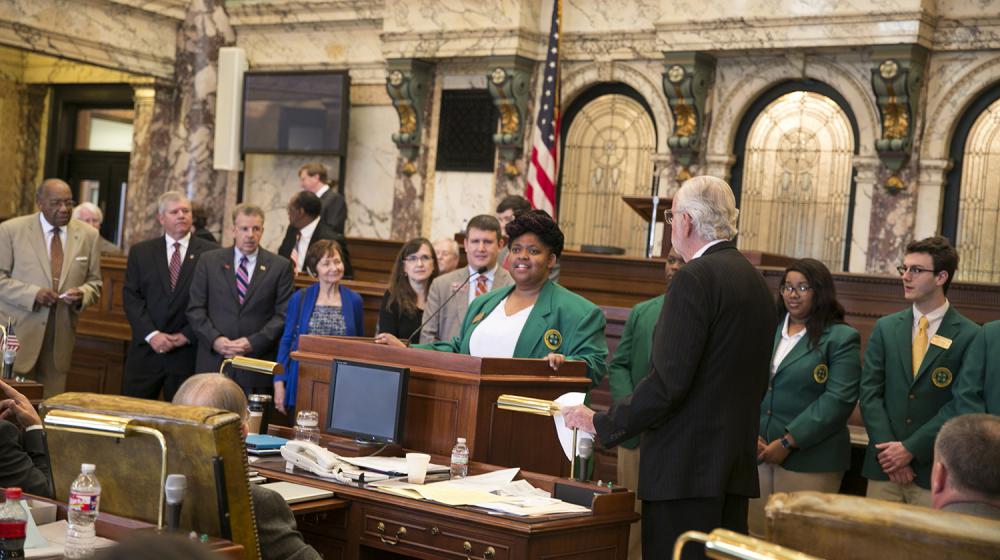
[275,283,364,409]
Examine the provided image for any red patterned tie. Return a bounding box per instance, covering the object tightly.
[475,274,488,297]
[169,242,182,290]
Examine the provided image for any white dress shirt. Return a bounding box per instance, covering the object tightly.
[295,218,320,272]
[912,300,950,352]
[689,238,726,261]
[165,231,191,265]
[315,184,330,199]
[772,313,807,378]
[467,264,499,304]
[39,213,67,258]
[234,247,259,284]
[468,298,533,358]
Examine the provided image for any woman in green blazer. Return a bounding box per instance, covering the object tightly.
[748,258,861,536]
[375,210,607,384]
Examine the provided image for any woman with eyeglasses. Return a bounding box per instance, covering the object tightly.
[375,210,607,383]
[377,237,439,344]
[747,258,862,536]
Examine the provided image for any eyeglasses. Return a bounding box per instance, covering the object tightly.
[896,265,935,276]
[403,254,433,263]
[779,284,812,295]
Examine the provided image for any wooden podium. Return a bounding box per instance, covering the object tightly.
[291,336,591,477]
[623,195,673,257]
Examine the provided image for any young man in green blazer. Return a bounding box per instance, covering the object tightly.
[860,237,980,505]
[952,321,1000,415]
[603,249,684,560]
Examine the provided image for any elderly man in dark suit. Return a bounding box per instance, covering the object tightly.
[564,176,777,558]
[298,162,347,235]
[122,191,219,401]
[277,191,353,279]
[0,379,52,497]
[187,204,293,393]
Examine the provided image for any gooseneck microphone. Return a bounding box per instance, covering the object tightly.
[164,474,187,532]
[406,266,489,343]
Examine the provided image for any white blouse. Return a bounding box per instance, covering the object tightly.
[468,297,534,358]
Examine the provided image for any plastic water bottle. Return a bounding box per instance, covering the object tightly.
[0,487,28,560]
[65,463,101,559]
[450,437,469,479]
[294,410,320,444]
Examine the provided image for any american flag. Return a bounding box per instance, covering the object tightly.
[525,0,561,218]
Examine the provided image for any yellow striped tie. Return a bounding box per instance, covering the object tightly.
[912,316,929,377]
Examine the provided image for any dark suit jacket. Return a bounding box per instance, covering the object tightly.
[250,484,321,560]
[186,247,294,374]
[276,221,353,279]
[594,241,777,501]
[319,188,347,235]
[0,421,52,497]
[123,235,219,381]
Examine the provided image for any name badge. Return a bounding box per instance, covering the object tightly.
[930,335,952,350]
[472,312,485,324]
[75,256,88,261]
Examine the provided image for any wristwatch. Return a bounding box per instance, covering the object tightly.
[779,436,793,449]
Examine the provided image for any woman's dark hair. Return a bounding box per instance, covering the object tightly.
[776,258,845,351]
[504,209,564,257]
[387,237,438,315]
[303,239,344,277]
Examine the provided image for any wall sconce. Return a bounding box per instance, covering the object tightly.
[673,529,820,560]
[43,410,168,530]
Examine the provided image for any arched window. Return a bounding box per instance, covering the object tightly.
[558,84,657,256]
[942,83,1000,283]
[731,81,859,271]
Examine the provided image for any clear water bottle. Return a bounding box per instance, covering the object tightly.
[0,487,28,560]
[450,437,469,479]
[294,410,320,444]
[65,463,101,559]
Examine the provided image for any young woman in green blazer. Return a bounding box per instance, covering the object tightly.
[748,258,861,536]
[375,210,607,384]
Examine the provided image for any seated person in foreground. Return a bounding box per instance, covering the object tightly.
[376,210,607,383]
[931,413,1000,520]
[172,374,321,560]
[0,378,52,497]
[274,240,364,413]
[377,237,439,344]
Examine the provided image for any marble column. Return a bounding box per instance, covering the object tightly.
[865,166,918,274]
[124,82,176,248]
[13,84,46,216]
[165,0,235,236]
[913,158,952,239]
[847,156,880,273]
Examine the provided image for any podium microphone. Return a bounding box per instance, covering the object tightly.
[406,266,488,342]
[164,474,187,532]
[576,438,593,482]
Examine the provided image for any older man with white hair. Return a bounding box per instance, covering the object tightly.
[72,202,120,254]
[564,176,777,558]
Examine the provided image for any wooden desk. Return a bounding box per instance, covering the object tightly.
[253,436,637,560]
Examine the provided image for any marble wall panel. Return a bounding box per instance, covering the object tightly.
[0,0,177,78]
[234,24,384,78]
[344,105,398,239]
[564,0,658,32]
[866,166,917,273]
[430,171,495,241]
[241,154,315,252]
[382,0,524,33]
[123,84,176,248]
[0,80,44,218]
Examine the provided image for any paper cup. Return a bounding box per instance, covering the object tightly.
[406,453,431,484]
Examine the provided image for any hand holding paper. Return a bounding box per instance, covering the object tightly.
[554,393,595,461]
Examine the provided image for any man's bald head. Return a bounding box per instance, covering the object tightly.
[172,373,248,423]
[36,179,74,227]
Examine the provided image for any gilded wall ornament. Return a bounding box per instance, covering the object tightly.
[662,52,715,170]
[487,56,533,176]
[386,60,433,176]
[871,46,927,187]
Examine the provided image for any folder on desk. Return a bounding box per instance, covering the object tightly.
[259,481,335,504]
[246,434,288,450]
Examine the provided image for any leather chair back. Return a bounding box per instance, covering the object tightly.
[41,393,260,560]
[765,491,1000,560]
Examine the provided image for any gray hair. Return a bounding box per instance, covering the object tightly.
[674,175,739,241]
[935,413,1000,497]
[172,373,248,422]
[231,203,265,224]
[72,202,103,223]
[433,237,458,254]
[157,191,189,214]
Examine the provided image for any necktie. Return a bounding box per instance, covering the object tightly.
[169,242,182,290]
[912,315,929,376]
[236,256,250,305]
[50,227,63,290]
[290,232,301,272]
[475,274,489,297]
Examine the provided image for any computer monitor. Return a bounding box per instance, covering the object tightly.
[325,360,408,444]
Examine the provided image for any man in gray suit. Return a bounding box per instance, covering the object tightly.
[419,215,513,344]
[186,204,293,393]
[0,179,102,396]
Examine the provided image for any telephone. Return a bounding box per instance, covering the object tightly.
[281,441,348,481]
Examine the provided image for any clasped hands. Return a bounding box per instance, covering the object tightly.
[875,440,916,484]
[0,378,42,429]
[213,336,253,358]
[757,434,795,465]
[149,332,190,354]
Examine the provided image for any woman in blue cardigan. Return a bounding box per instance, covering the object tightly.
[274,239,363,413]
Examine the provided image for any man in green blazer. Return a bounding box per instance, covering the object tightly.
[952,321,1000,415]
[860,237,980,505]
[417,279,608,384]
[603,249,684,560]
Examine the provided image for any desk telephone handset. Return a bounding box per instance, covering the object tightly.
[281,441,347,479]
